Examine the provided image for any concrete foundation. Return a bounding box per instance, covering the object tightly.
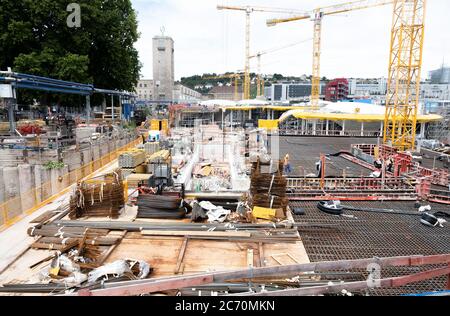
[0,168,4,203]
[18,164,34,212]
[0,133,137,224]
[3,167,20,200]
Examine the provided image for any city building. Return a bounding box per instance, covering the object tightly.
[348,78,387,97]
[264,82,326,102]
[325,78,349,102]
[153,36,175,102]
[135,79,154,101]
[429,65,450,84]
[420,83,450,101]
[173,84,203,103]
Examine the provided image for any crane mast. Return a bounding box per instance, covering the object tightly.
[267,0,393,110]
[383,0,427,151]
[217,5,306,100]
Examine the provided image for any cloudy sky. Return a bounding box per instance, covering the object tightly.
[132,0,450,80]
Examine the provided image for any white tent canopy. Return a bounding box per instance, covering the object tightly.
[323,101,386,115]
[199,99,237,107]
[237,99,269,106]
[278,101,386,122]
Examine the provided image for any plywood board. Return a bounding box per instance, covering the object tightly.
[0,249,54,286]
[106,233,310,278]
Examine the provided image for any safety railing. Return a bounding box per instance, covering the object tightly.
[0,137,143,231]
[286,177,415,191]
[278,129,381,137]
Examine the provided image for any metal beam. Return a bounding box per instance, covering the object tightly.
[234,266,450,296]
[66,254,450,296]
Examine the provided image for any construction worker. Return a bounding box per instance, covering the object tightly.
[284,154,292,174]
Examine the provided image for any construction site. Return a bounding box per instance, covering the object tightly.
[0,0,449,298]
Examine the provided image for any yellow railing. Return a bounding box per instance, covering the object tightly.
[0,137,143,231]
[258,119,279,130]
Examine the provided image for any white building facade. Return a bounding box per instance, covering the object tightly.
[173,84,202,103]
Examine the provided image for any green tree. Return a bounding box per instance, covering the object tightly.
[272,73,284,81]
[0,0,141,106]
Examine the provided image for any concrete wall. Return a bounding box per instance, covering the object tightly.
[81,148,92,165]
[0,168,4,203]
[18,164,34,212]
[63,151,82,172]
[2,167,21,219]
[0,133,136,206]
[92,145,100,161]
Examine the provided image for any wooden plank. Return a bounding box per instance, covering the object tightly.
[259,242,265,267]
[271,253,300,265]
[97,230,127,265]
[30,211,57,224]
[271,255,283,265]
[141,230,251,238]
[174,237,188,274]
[247,249,254,268]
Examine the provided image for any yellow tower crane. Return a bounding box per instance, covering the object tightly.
[249,38,312,97]
[267,0,393,110]
[217,5,306,100]
[203,73,243,101]
[383,0,427,151]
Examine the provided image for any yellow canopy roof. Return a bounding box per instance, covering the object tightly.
[221,105,306,111]
[265,106,305,111]
[280,110,442,123]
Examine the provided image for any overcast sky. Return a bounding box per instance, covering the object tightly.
[132,0,450,80]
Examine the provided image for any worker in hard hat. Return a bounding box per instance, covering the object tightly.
[284,154,292,174]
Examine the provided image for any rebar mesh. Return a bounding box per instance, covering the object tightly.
[292,200,450,296]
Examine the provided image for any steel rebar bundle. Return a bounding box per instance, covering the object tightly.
[69,170,124,219]
[250,159,288,211]
[136,194,186,219]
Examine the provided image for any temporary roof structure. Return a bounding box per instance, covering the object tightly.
[278,101,442,123]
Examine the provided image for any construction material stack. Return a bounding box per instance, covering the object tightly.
[69,170,124,219]
[118,149,146,168]
[136,194,186,219]
[147,150,172,187]
[144,142,160,155]
[250,159,288,217]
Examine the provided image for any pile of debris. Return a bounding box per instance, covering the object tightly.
[192,162,232,191]
[20,221,152,291]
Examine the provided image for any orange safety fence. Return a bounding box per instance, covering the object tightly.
[0,137,143,231]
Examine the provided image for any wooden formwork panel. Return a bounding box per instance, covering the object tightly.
[106,234,309,278]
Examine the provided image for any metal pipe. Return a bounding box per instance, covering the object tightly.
[54,220,297,231]
[65,254,450,296]
[342,205,422,216]
[234,266,450,296]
